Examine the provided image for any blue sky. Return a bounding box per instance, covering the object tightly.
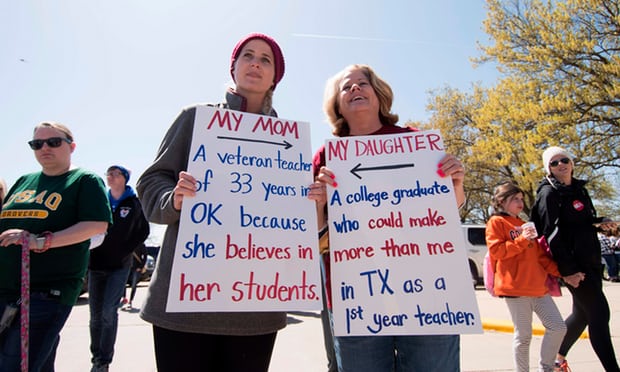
[0,0,498,189]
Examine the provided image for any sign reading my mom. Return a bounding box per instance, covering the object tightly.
[166,106,321,312]
[325,130,482,336]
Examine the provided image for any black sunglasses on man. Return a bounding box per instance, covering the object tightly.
[28,137,73,150]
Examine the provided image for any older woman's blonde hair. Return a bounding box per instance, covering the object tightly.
[323,64,399,137]
[0,177,7,204]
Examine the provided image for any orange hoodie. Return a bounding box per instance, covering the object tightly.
[485,214,561,297]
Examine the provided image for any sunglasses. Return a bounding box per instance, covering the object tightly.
[549,157,570,167]
[28,137,72,150]
[105,170,124,177]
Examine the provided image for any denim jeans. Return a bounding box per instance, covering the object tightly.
[602,252,620,277]
[125,269,140,303]
[0,293,72,372]
[334,333,460,372]
[88,266,130,367]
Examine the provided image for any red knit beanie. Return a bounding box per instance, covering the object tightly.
[230,33,285,90]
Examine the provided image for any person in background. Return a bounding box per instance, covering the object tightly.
[137,33,288,372]
[598,218,620,282]
[308,64,465,372]
[88,165,149,372]
[319,225,338,372]
[485,182,566,372]
[121,241,148,311]
[531,146,620,372]
[0,122,111,371]
[0,178,7,208]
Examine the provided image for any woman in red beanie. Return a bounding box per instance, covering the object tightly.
[137,33,286,372]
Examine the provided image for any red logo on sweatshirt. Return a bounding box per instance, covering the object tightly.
[572,200,584,211]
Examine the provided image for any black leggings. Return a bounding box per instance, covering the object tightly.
[152,325,277,372]
[560,271,620,371]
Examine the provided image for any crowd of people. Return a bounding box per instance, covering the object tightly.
[598,219,620,283]
[0,32,618,372]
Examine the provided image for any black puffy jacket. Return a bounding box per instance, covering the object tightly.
[89,193,150,271]
[531,176,602,276]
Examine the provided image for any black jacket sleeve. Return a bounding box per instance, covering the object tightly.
[532,185,579,276]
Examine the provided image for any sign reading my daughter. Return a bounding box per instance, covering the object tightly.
[166,106,321,312]
[325,130,482,336]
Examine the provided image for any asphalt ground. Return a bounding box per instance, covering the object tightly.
[54,281,620,371]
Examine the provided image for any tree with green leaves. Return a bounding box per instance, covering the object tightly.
[418,0,620,222]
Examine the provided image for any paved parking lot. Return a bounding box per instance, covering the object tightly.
[55,282,620,371]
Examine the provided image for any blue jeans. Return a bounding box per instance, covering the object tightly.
[334,333,460,372]
[0,293,72,372]
[125,269,140,303]
[88,266,130,366]
[320,255,338,372]
[602,252,620,277]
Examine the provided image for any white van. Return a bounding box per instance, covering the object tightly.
[461,224,487,286]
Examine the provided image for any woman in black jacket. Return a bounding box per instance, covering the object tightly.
[531,146,619,372]
[121,242,148,311]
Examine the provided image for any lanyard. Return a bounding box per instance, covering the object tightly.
[19,233,30,372]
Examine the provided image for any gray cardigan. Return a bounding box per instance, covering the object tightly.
[136,91,286,335]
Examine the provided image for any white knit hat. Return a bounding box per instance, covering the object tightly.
[542,146,573,175]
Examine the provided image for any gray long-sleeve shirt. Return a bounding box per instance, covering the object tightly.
[136,91,286,335]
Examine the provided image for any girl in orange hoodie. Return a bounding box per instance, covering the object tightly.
[485,182,566,372]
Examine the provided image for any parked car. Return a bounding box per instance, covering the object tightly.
[140,245,160,282]
[126,244,160,284]
[461,224,487,287]
[141,254,155,281]
[80,272,89,295]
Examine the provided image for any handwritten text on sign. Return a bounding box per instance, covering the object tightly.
[166,106,321,312]
[326,130,482,336]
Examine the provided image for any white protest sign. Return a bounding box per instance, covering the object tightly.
[326,130,482,336]
[166,106,321,312]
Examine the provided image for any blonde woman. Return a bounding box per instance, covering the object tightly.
[308,64,465,372]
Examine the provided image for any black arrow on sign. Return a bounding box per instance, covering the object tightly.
[217,136,292,149]
[350,162,415,179]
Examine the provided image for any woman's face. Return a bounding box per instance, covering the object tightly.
[32,126,74,173]
[337,68,380,121]
[232,39,276,95]
[501,193,524,217]
[549,154,572,181]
